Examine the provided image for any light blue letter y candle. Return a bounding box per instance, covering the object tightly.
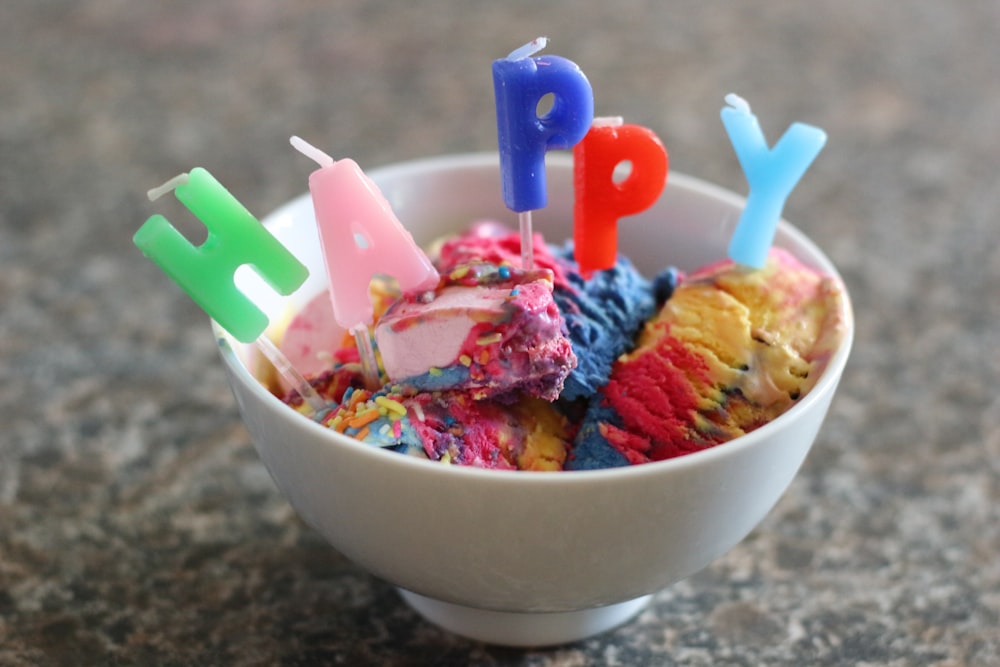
[721,93,827,268]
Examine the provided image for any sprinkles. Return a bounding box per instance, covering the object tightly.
[375,395,407,417]
[347,409,380,429]
[476,332,503,346]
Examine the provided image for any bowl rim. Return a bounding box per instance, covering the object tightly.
[214,151,854,485]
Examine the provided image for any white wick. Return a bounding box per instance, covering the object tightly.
[147,173,190,201]
[506,36,548,61]
[724,93,752,114]
[290,135,335,168]
[592,116,625,128]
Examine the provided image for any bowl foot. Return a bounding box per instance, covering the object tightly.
[397,588,653,647]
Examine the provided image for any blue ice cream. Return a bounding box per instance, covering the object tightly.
[552,243,678,402]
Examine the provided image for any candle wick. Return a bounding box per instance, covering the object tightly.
[506,36,548,61]
[724,93,751,114]
[290,135,335,168]
[592,116,625,128]
[147,173,190,201]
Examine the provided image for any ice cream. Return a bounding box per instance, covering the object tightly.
[308,382,571,471]
[423,222,676,402]
[278,276,399,383]
[551,243,679,402]
[374,259,575,403]
[276,225,846,472]
[568,247,847,469]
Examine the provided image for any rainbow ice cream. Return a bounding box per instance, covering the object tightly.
[411,222,673,403]
[374,259,574,403]
[309,383,571,471]
[276,226,846,472]
[568,247,847,469]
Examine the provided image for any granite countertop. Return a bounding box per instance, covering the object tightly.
[2,2,998,665]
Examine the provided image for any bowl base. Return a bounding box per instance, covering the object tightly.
[397,588,653,647]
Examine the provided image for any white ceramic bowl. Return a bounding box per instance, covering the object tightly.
[215,153,854,646]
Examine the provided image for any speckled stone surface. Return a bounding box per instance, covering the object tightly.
[2,2,999,665]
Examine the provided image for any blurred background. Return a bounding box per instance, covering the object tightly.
[2,1,998,665]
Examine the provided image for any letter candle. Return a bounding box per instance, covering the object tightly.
[572,116,668,275]
[290,136,440,389]
[492,36,594,269]
[721,93,827,268]
[133,169,329,416]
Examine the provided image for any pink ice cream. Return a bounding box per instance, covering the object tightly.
[275,276,399,390]
[374,262,576,402]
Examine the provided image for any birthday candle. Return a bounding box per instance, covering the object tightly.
[492,36,594,269]
[290,137,439,329]
[290,136,440,388]
[573,117,668,275]
[721,93,827,268]
[134,169,328,416]
[133,167,308,343]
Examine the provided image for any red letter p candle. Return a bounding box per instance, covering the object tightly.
[573,117,668,274]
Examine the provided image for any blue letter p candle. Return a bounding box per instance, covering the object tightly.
[493,37,594,212]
